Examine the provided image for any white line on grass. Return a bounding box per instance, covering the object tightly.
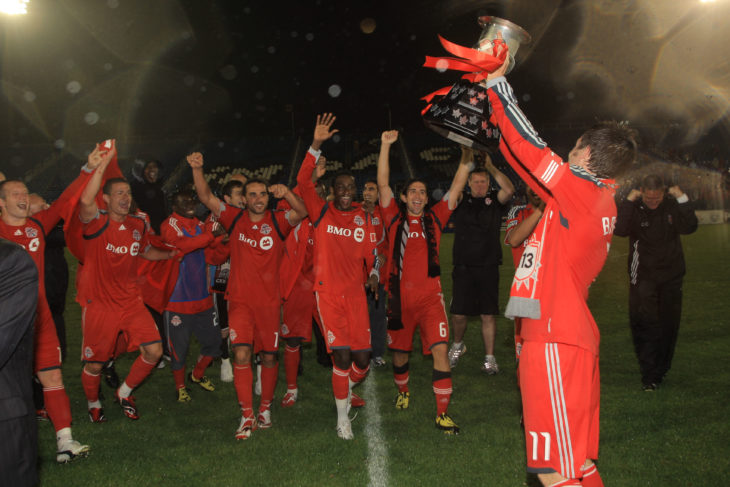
[364,374,389,487]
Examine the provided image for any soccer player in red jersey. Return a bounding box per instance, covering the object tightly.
[188,152,306,440]
[486,36,637,486]
[76,142,176,423]
[160,190,227,402]
[377,129,472,435]
[296,114,380,440]
[504,187,544,377]
[277,165,328,408]
[0,155,99,462]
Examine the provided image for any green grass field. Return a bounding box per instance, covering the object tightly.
[36,224,730,486]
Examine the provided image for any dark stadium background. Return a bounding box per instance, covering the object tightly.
[1,0,729,202]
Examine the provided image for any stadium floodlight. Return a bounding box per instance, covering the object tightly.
[0,0,29,15]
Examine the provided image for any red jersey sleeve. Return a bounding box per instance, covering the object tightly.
[296,149,326,222]
[160,215,214,255]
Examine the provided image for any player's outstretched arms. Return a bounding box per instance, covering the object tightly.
[484,152,515,204]
[141,245,177,261]
[187,152,222,216]
[79,141,116,223]
[447,146,474,210]
[377,130,398,207]
[269,184,308,225]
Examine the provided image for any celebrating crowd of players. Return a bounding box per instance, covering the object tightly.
[1,37,665,487]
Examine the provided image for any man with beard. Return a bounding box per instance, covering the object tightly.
[188,152,306,440]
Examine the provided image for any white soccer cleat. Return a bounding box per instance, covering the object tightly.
[256,409,272,429]
[482,354,500,375]
[281,389,298,408]
[220,358,233,383]
[336,418,354,440]
[235,416,255,440]
[56,439,90,463]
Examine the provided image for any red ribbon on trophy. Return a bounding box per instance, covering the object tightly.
[421,35,507,114]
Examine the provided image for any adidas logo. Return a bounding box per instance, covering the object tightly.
[252,225,258,230]
[14,229,22,236]
[119,224,126,230]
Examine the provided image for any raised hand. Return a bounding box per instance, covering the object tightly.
[667,186,684,199]
[87,139,116,170]
[381,130,398,145]
[486,32,509,80]
[268,184,290,199]
[312,113,339,150]
[187,152,204,169]
[627,189,642,202]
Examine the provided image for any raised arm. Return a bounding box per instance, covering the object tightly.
[446,146,475,210]
[79,141,117,223]
[667,185,698,235]
[506,204,544,247]
[484,152,515,204]
[269,184,307,226]
[187,152,222,217]
[297,114,339,217]
[377,130,398,207]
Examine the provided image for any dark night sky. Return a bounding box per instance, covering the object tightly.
[2,0,729,171]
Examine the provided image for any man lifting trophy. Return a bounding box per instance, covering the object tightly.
[422,16,531,151]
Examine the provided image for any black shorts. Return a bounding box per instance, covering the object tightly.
[449,264,499,316]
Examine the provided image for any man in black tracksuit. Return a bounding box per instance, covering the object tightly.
[614,174,698,390]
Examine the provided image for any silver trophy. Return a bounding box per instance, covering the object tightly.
[422,16,531,151]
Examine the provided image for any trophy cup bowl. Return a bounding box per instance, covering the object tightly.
[476,16,532,75]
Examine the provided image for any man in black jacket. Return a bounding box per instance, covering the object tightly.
[614,174,698,390]
[0,238,39,486]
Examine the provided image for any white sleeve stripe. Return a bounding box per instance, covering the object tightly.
[493,81,547,149]
[540,161,560,184]
[169,218,183,237]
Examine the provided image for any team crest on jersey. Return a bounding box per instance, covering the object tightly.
[372,217,380,225]
[354,215,364,226]
[260,223,272,235]
[25,227,38,238]
[132,230,141,241]
[84,346,94,359]
[281,323,290,335]
[327,330,336,344]
[484,197,493,205]
[229,329,238,342]
[171,315,182,326]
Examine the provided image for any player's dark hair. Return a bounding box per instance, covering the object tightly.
[363,179,378,187]
[331,170,355,189]
[641,174,665,190]
[468,167,489,179]
[580,121,638,179]
[0,179,24,199]
[243,178,269,193]
[221,180,244,198]
[102,177,129,195]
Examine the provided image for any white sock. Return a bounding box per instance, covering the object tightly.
[453,341,464,348]
[118,381,133,398]
[87,400,102,409]
[56,427,72,447]
[335,398,349,422]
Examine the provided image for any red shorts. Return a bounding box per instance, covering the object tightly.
[519,341,600,479]
[35,297,62,372]
[228,300,280,353]
[281,277,315,343]
[315,292,370,353]
[81,297,161,364]
[387,291,449,355]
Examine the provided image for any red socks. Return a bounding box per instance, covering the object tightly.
[284,345,300,390]
[81,368,101,402]
[233,363,253,414]
[260,363,278,409]
[125,355,157,389]
[432,377,452,415]
[350,363,369,385]
[332,365,350,400]
[173,368,186,390]
[44,385,72,431]
[192,355,214,380]
[581,463,604,487]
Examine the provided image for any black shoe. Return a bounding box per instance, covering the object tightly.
[103,360,120,389]
[642,383,657,391]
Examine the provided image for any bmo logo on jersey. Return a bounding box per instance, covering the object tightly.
[105,242,140,256]
[326,225,364,242]
[21,237,41,252]
[238,233,274,250]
